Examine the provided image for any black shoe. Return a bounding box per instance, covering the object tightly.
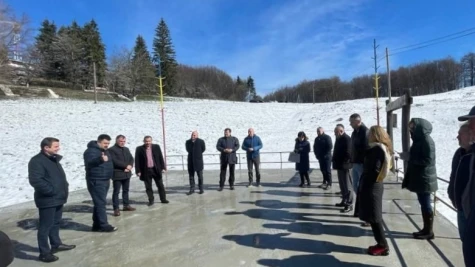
[341,205,353,213]
[299,183,304,187]
[230,186,235,190]
[161,200,169,204]
[199,189,204,194]
[218,187,223,191]
[39,253,59,263]
[92,225,118,232]
[335,202,346,207]
[186,190,194,195]
[147,201,154,206]
[51,244,76,254]
[317,183,326,188]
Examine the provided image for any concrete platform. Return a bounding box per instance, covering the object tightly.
[0,169,463,267]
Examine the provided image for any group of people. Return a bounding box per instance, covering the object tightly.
[2,105,473,265]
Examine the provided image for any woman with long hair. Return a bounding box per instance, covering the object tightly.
[294,131,311,187]
[358,126,393,256]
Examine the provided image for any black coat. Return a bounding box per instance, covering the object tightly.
[83,141,113,180]
[448,147,470,208]
[135,144,165,181]
[186,138,206,171]
[109,144,134,180]
[358,146,386,223]
[332,134,353,170]
[216,136,239,164]
[0,231,13,267]
[351,124,368,164]
[294,139,311,173]
[313,134,333,160]
[28,152,69,208]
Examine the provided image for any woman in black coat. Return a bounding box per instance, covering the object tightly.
[294,131,311,187]
[358,126,393,256]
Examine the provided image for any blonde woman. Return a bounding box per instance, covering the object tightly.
[358,126,393,256]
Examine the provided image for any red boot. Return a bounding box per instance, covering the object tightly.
[367,244,390,256]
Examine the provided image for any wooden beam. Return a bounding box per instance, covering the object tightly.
[386,93,413,112]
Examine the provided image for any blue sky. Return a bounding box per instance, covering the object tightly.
[9,0,475,95]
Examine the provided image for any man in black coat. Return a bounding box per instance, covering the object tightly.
[186,131,206,195]
[83,134,117,233]
[350,113,368,219]
[109,135,135,216]
[314,127,333,190]
[332,125,354,213]
[28,137,75,263]
[135,136,169,205]
[216,128,240,191]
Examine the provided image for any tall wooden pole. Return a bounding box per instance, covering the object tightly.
[93,62,97,104]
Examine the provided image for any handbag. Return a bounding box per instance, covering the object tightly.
[288,152,300,163]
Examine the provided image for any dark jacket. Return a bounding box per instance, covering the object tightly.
[294,138,311,173]
[83,141,113,180]
[313,133,333,160]
[351,123,368,164]
[402,118,438,193]
[448,147,470,208]
[242,135,263,159]
[358,145,386,223]
[332,133,353,170]
[135,144,166,181]
[461,143,475,217]
[28,152,69,208]
[109,144,134,181]
[0,231,13,267]
[186,138,206,171]
[216,136,239,164]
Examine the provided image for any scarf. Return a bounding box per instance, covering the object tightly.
[369,142,392,182]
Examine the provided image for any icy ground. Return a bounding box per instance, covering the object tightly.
[1,86,474,227]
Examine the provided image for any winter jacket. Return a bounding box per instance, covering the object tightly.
[216,136,239,164]
[332,133,353,170]
[135,144,166,181]
[186,138,206,171]
[0,231,13,267]
[242,135,263,159]
[402,118,438,193]
[83,141,114,180]
[358,145,386,223]
[461,143,475,218]
[28,152,69,208]
[294,138,311,173]
[448,147,470,208]
[109,144,134,181]
[313,133,333,160]
[351,123,369,164]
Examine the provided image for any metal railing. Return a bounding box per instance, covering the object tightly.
[393,152,456,216]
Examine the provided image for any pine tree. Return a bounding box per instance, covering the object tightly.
[152,18,178,95]
[35,20,58,79]
[82,20,107,87]
[236,76,243,85]
[247,76,256,98]
[132,35,156,94]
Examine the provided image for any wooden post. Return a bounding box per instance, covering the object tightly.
[93,62,97,104]
[401,89,412,173]
[386,99,395,172]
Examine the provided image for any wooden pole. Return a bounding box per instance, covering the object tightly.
[386,47,392,102]
[93,62,97,104]
[401,89,412,173]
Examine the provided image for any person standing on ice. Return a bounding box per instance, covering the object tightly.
[447,122,472,241]
[242,128,263,187]
[28,137,75,263]
[349,113,368,219]
[135,136,169,205]
[109,135,136,217]
[332,124,354,213]
[402,118,438,240]
[313,127,333,190]
[216,128,239,191]
[185,131,206,195]
[83,134,117,233]
[294,131,311,187]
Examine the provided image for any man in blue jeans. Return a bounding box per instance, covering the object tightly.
[83,134,117,232]
[349,114,368,218]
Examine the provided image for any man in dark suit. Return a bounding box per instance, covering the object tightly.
[216,128,240,191]
[83,134,117,232]
[135,136,169,205]
[186,131,206,195]
[314,127,333,190]
[332,124,354,213]
[28,137,75,263]
[109,135,135,216]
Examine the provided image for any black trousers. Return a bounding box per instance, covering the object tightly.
[188,168,203,190]
[299,171,310,184]
[112,178,131,209]
[318,157,332,185]
[370,222,388,247]
[144,168,167,202]
[38,205,63,255]
[219,163,235,187]
[87,179,110,229]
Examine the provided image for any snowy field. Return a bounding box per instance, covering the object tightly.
[1,86,475,227]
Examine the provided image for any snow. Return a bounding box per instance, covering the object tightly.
[1,86,475,228]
